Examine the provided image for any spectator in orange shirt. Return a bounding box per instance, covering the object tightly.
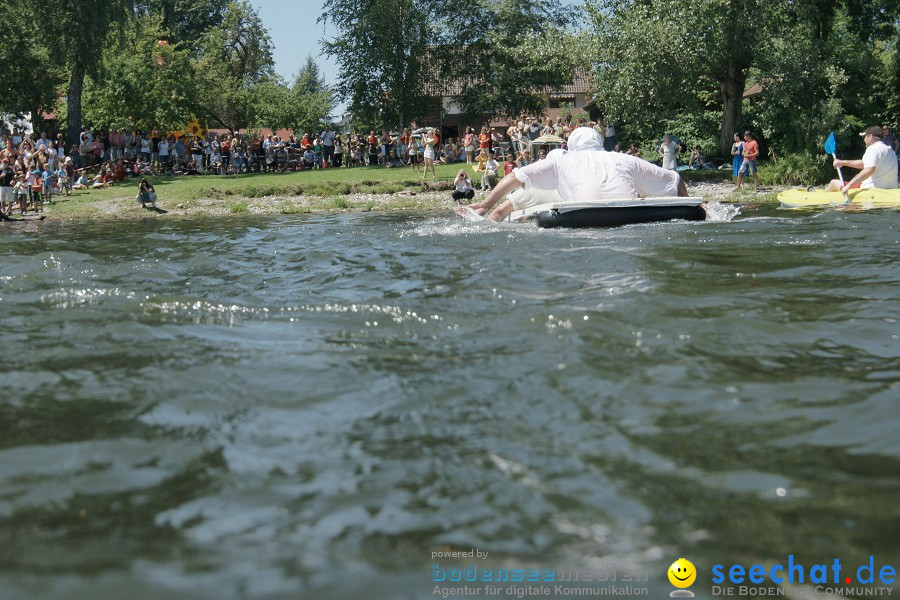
[733,131,760,192]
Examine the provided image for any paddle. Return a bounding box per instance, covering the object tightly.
[824,132,850,204]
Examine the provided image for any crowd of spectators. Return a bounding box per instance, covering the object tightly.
[1,112,722,215]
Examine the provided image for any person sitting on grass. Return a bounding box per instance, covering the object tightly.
[137,178,158,209]
[113,160,126,182]
[481,151,499,191]
[210,147,222,174]
[516,149,531,167]
[452,169,475,202]
[186,158,200,175]
[386,148,400,168]
[303,147,316,170]
[689,145,705,169]
[90,169,109,189]
[71,169,88,190]
[473,148,489,173]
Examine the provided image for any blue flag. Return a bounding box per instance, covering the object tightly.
[824,132,837,155]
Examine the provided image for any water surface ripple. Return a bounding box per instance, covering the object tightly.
[1,208,898,599]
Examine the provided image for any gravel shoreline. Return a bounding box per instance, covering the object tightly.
[32,181,782,220]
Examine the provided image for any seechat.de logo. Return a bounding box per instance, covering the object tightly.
[668,558,697,597]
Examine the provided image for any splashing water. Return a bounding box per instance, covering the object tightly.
[703,199,741,222]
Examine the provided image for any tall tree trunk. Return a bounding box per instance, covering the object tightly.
[66,60,85,150]
[719,63,746,156]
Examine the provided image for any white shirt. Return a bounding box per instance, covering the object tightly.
[514,150,680,201]
[158,140,169,156]
[861,141,898,189]
[455,178,473,192]
[660,141,679,170]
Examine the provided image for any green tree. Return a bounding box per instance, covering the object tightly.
[587,0,898,156]
[134,0,230,47]
[746,0,899,154]
[320,0,432,128]
[321,0,584,128]
[588,0,766,155]
[293,55,327,96]
[0,3,60,122]
[193,0,276,131]
[434,0,582,123]
[246,74,332,135]
[288,58,334,134]
[77,16,197,132]
[40,0,134,147]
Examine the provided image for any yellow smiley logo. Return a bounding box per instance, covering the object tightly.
[668,558,697,588]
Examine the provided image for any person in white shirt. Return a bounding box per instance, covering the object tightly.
[467,127,687,221]
[452,169,475,201]
[658,134,679,170]
[481,153,499,191]
[826,126,898,192]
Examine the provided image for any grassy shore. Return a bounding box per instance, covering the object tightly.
[38,162,776,220]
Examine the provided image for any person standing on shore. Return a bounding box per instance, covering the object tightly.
[658,135,679,170]
[321,127,334,167]
[825,126,898,192]
[730,133,743,179]
[0,159,14,214]
[463,127,475,164]
[421,128,438,179]
[733,131,760,192]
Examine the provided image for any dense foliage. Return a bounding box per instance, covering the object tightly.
[4,0,332,137]
[4,0,895,158]
[320,0,583,128]
[588,0,899,157]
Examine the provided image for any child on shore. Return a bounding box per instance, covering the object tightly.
[41,166,53,204]
[57,163,70,196]
[72,169,89,190]
[14,175,29,213]
[473,148,489,173]
[504,156,516,176]
[28,169,43,211]
[408,136,420,172]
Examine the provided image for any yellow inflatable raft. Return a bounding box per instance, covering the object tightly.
[778,187,900,208]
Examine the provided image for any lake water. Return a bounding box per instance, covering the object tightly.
[1,207,898,600]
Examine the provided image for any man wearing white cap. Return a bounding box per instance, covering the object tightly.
[825,126,898,192]
[467,127,687,221]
